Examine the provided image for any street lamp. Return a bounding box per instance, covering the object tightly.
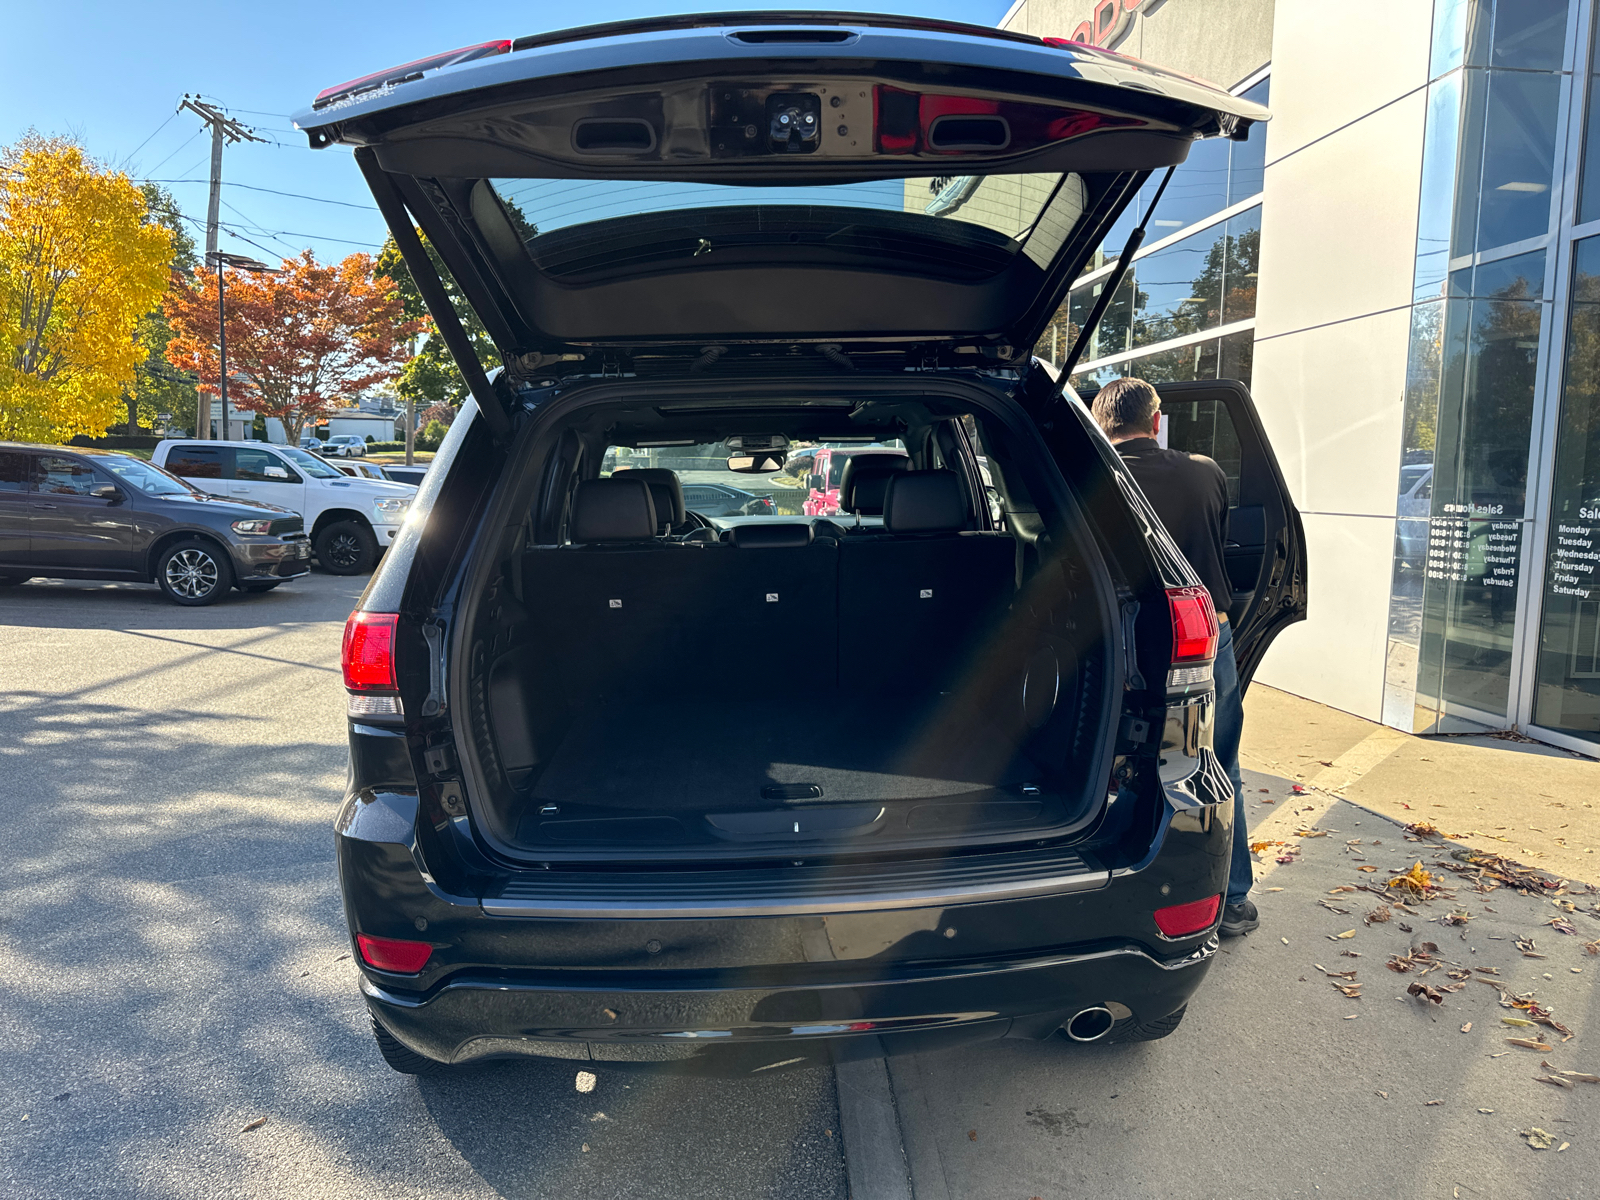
[204,250,277,440]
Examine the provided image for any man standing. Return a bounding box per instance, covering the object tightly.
[1090,378,1256,937]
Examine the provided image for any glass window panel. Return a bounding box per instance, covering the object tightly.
[1222,207,1261,325]
[1431,0,1475,78]
[1218,329,1254,387]
[1577,15,1600,224]
[0,451,28,494]
[1486,0,1568,70]
[1163,398,1243,506]
[1227,77,1270,205]
[1533,235,1600,740]
[1416,74,1464,301]
[1472,247,1545,298]
[1472,71,1560,253]
[34,456,102,496]
[1131,225,1226,349]
[1114,339,1221,386]
[1150,137,1231,234]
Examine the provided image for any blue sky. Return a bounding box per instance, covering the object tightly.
[3,2,1011,267]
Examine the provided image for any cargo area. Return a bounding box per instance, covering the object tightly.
[456,389,1122,861]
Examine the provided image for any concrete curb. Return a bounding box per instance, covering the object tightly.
[833,1041,913,1200]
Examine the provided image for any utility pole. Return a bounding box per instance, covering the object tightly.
[178,96,264,439]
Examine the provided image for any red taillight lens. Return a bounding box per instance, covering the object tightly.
[1166,586,1219,663]
[356,934,433,974]
[342,611,398,691]
[313,39,513,108]
[1153,894,1221,937]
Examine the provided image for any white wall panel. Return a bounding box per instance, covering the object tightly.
[1255,86,1427,339]
[1252,511,1394,721]
[1266,0,1434,161]
[1251,306,1411,518]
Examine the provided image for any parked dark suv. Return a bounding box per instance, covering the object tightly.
[309,13,1306,1074]
[0,444,311,604]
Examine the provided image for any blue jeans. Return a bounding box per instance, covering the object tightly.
[1213,620,1251,905]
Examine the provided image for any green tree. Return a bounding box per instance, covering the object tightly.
[126,183,199,433]
[374,201,535,410]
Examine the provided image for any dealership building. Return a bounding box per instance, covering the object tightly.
[993,0,1600,757]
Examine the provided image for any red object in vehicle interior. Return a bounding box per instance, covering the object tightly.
[342,611,398,691]
[356,934,434,973]
[1153,893,1221,937]
[1165,586,1219,663]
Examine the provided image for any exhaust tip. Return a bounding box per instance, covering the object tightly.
[1064,1006,1116,1042]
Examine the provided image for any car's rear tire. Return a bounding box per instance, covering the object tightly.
[315,520,377,575]
[1108,1004,1187,1044]
[155,539,233,606]
[371,1017,449,1075]
[240,581,281,593]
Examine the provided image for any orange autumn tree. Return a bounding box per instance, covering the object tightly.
[163,250,423,443]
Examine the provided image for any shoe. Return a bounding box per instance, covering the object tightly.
[1219,899,1258,937]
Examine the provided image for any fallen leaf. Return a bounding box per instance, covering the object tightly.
[1331,930,1357,940]
[1478,1108,1494,1114]
[1461,1022,1472,1033]
[240,1117,268,1133]
[1535,1074,1575,1089]
[968,1130,977,1142]
[1358,865,1379,873]
[1314,964,1358,979]
[1522,1128,1557,1150]
[1329,886,1359,894]
[1365,906,1392,926]
[1264,886,1283,892]
[1333,982,1363,998]
[1343,1014,1359,1020]
[1388,861,1437,897]
[1559,1142,1570,1153]
[1506,1037,1554,1051]
[1502,1017,1536,1027]
[1375,1090,1388,1099]
[1424,1099,1443,1106]
[1539,1062,1600,1084]
[1547,918,1579,935]
[1408,982,1446,1005]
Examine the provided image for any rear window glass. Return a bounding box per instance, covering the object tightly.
[165,446,230,479]
[494,173,1087,275]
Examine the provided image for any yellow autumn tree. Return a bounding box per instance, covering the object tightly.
[0,135,173,443]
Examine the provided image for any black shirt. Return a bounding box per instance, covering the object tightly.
[1115,437,1232,613]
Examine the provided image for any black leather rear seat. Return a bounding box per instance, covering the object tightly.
[838,471,1018,693]
[522,480,838,697]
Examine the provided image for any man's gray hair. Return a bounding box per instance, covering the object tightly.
[1091,377,1160,439]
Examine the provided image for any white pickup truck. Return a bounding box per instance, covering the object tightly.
[152,440,415,575]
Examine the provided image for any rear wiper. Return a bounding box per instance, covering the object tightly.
[1056,164,1178,384]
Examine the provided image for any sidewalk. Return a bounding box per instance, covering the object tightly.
[1242,684,1599,885]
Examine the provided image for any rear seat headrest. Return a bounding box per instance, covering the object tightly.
[729,522,814,549]
[571,477,658,543]
[884,471,967,534]
[625,468,686,527]
[838,452,910,515]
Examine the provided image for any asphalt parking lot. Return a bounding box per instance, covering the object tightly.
[3,573,1597,1199]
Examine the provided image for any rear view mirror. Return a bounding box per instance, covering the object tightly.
[727,453,784,473]
[265,465,290,479]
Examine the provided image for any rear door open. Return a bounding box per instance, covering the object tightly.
[294,13,1268,430]
[1156,380,1307,688]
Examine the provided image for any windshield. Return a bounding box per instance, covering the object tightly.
[604,440,906,521]
[98,455,198,497]
[277,446,344,479]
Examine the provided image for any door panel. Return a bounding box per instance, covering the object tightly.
[0,450,31,567]
[29,455,136,575]
[1156,380,1307,690]
[229,447,306,514]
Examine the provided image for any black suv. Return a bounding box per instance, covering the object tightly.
[0,444,311,604]
[309,13,1305,1073]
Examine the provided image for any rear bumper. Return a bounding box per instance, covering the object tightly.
[364,936,1216,1065]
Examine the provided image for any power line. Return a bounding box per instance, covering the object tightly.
[140,177,378,210]
[128,111,179,162]
[144,128,202,177]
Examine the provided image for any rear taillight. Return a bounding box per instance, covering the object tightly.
[356,934,433,974]
[342,611,398,691]
[1166,586,1219,662]
[1153,894,1221,937]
